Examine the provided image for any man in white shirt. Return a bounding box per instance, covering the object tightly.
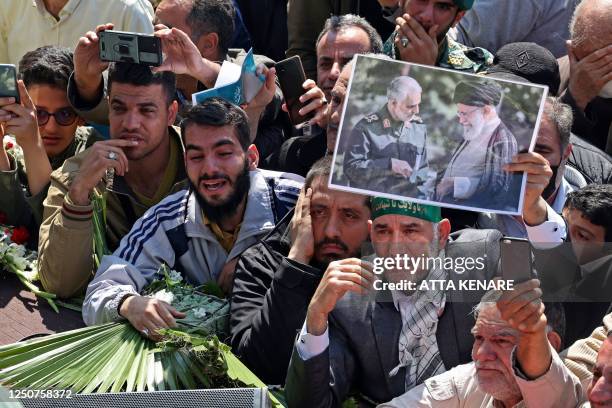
[0,0,153,65]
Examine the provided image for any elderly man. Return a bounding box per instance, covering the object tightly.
[380,290,583,407]
[82,99,302,333]
[285,198,504,406]
[385,0,493,72]
[437,80,518,212]
[559,0,612,153]
[585,330,612,407]
[271,15,383,176]
[230,156,371,384]
[344,76,431,198]
[478,97,584,237]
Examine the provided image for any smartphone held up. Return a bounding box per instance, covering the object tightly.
[275,55,315,126]
[99,30,163,67]
[0,64,20,105]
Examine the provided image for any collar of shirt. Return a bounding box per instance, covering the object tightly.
[552,176,572,214]
[34,0,81,19]
[202,212,241,253]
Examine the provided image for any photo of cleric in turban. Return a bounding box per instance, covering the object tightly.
[436,80,519,209]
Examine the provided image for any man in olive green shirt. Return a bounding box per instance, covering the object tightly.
[0,46,102,245]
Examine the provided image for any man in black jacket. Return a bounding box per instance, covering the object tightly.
[230,156,372,384]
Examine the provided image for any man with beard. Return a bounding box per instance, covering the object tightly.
[436,80,519,212]
[285,198,504,406]
[82,98,302,333]
[380,290,583,408]
[344,75,432,198]
[385,0,493,72]
[230,155,371,384]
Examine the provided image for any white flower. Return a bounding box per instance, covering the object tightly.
[152,289,175,304]
[168,269,183,283]
[193,308,207,319]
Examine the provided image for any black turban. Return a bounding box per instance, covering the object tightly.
[453,80,503,107]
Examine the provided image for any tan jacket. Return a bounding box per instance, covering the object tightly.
[37,128,186,298]
[562,312,612,389]
[379,349,583,408]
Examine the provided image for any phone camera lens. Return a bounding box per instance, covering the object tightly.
[118,44,130,55]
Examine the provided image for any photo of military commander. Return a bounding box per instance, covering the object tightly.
[343,76,432,198]
[436,80,519,210]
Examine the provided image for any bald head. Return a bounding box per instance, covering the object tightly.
[570,0,612,55]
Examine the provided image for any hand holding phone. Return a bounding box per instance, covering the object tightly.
[500,237,535,284]
[276,56,316,126]
[0,64,20,105]
[99,30,162,66]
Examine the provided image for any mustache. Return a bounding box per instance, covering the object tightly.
[315,237,348,252]
[199,173,231,183]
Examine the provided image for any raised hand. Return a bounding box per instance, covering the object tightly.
[74,23,113,102]
[394,14,439,66]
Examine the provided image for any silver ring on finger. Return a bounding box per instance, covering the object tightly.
[141,328,149,337]
[108,151,118,161]
[400,36,409,48]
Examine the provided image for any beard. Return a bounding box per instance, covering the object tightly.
[190,160,251,224]
[462,110,486,141]
[311,237,357,270]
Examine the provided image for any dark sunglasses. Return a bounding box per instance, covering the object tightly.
[36,107,78,126]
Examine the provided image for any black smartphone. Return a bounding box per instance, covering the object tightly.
[275,55,315,126]
[99,30,163,66]
[500,237,534,284]
[0,64,20,104]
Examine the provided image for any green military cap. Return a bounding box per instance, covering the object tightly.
[453,80,502,107]
[371,197,442,223]
[453,0,475,10]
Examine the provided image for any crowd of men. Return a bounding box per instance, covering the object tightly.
[1,0,611,406]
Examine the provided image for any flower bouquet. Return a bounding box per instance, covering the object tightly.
[0,223,58,312]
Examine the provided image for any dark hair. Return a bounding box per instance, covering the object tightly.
[186,0,235,57]
[18,46,74,90]
[107,62,176,105]
[316,14,383,54]
[305,155,333,190]
[564,184,612,241]
[304,155,370,209]
[180,98,250,150]
[544,302,566,349]
[544,97,573,152]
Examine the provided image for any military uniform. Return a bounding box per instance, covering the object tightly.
[383,33,494,73]
[343,106,433,198]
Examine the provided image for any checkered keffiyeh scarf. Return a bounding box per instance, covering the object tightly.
[389,266,447,390]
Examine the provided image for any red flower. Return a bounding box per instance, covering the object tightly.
[10,226,30,245]
[0,211,7,225]
[5,142,13,150]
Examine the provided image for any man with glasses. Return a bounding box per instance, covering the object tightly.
[436,80,518,211]
[0,46,102,244]
[343,75,433,198]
